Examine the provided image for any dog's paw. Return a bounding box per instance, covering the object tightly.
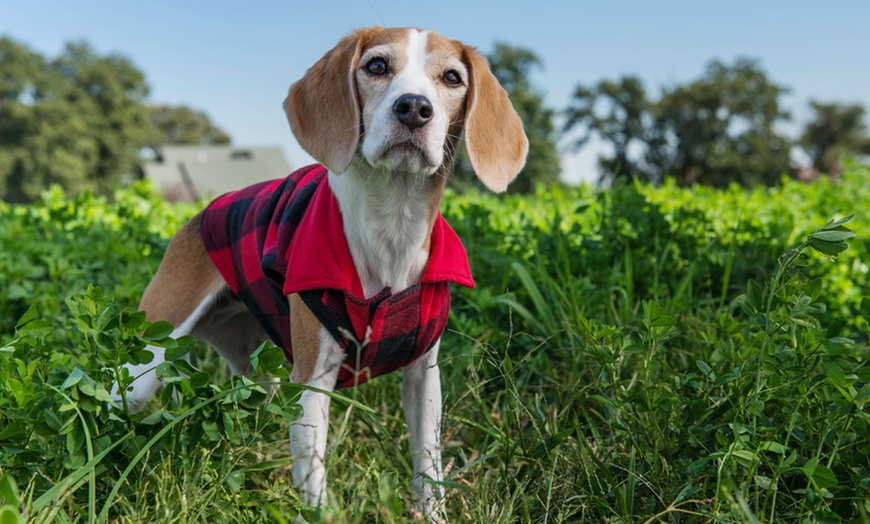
[108,390,149,414]
[410,506,446,523]
[109,393,124,410]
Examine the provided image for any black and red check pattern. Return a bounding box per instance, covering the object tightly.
[199,164,474,389]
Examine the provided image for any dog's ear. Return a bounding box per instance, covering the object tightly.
[285,31,364,174]
[463,48,529,193]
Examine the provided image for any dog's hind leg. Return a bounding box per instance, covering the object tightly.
[112,213,226,412]
[191,295,268,377]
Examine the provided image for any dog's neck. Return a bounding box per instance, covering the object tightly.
[328,158,449,298]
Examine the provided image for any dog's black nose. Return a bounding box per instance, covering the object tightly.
[393,94,433,130]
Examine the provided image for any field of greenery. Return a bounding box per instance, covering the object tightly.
[2,164,870,523]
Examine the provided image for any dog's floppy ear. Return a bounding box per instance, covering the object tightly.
[463,48,529,193]
[285,31,364,174]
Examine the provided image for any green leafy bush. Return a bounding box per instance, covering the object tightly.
[438,166,870,522]
[1,285,302,522]
[2,167,870,522]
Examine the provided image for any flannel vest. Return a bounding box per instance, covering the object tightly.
[199,164,474,389]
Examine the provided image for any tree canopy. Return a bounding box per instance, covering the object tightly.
[564,75,653,184]
[801,101,870,176]
[566,58,795,187]
[653,58,792,187]
[0,37,234,202]
[0,37,152,202]
[148,104,231,152]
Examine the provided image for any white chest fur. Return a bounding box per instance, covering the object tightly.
[328,164,436,298]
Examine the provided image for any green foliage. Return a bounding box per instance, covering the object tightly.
[565,75,653,184]
[0,181,304,520]
[148,104,232,150]
[2,166,870,521]
[454,43,561,194]
[0,37,153,202]
[441,164,870,521]
[654,57,793,187]
[0,37,238,203]
[0,181,196,331]
[801,101,870,176]
[1,283,303,521]
[0,474,24,524]
[566,58,795,187]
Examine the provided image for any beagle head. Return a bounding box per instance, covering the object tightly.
[285,27,528,193]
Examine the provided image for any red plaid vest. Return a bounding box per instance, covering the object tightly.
[199,164,474,389]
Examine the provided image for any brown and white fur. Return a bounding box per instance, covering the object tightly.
[114,27,528,520]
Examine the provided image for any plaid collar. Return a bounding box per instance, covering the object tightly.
[281,167,475,298]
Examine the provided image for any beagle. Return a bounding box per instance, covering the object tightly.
[115,26,528,520]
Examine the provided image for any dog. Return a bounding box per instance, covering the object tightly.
[115,26,528,520]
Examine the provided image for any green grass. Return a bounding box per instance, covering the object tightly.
[2,165,870,522]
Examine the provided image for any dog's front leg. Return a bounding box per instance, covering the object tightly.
[289,324,345,510]
[403,340,446,521]
[290,388,332,507]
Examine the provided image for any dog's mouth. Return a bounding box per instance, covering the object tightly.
[380,137,438,169]
[386,139,426,156]
[361,121,445,174]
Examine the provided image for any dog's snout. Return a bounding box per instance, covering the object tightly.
[392,94,433,130]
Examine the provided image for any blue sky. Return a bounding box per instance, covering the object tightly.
[2,1,868,183]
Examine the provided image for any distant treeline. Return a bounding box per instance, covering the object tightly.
[0,37,230,202]
[1,36,868,201]
[459,44,870,189]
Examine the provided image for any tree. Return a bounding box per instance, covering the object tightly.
[149,104,231,151]
[564,76,655,184]
[651,58,793,187]
[453,43,561,193]
[564,57,795,187]
[801,101,870,175]
[0,38,152,202]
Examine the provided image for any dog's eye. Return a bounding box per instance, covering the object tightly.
[443,70,463,87]
[365,57,389,75]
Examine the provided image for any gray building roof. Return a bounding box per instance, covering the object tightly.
[143,145,292,201]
